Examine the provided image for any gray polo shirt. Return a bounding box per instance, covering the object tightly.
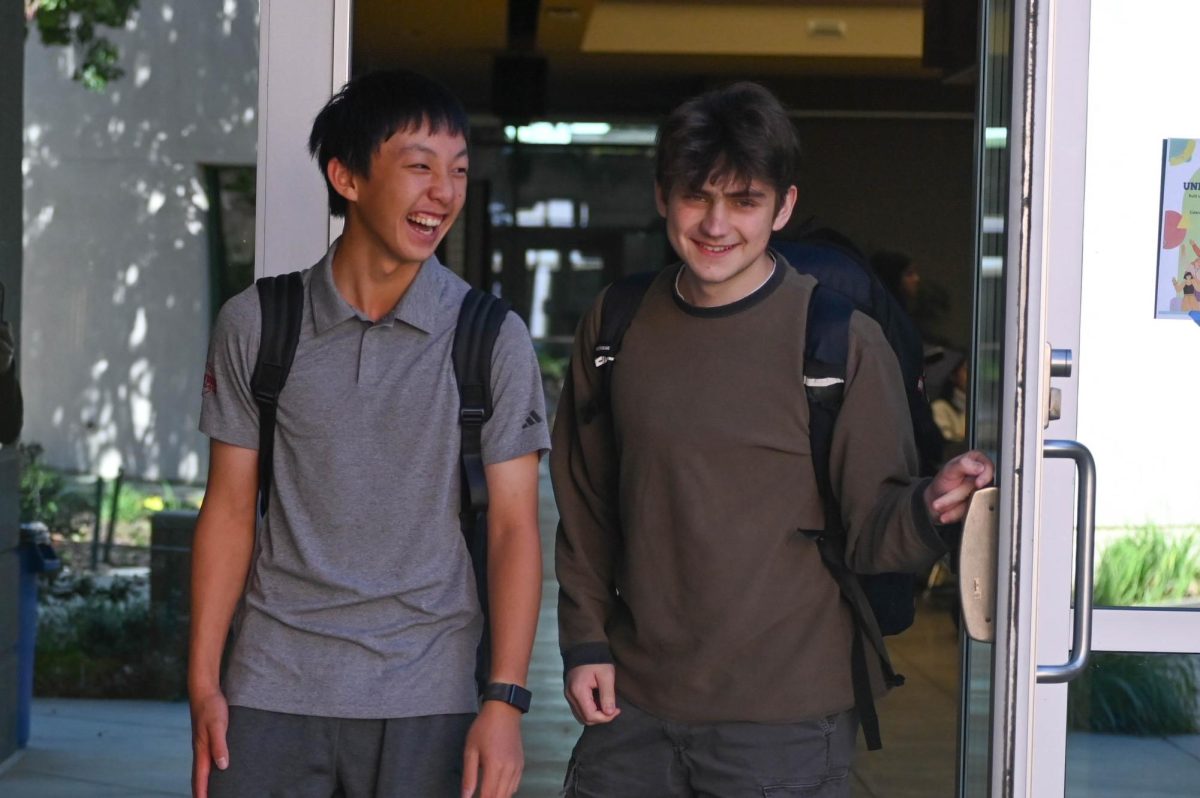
[199,241,550,719]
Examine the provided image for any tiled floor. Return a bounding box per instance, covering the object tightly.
[3,464,1199,796]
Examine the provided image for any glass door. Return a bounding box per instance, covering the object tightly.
[958,0,1013,791]
[964,0,1200,794]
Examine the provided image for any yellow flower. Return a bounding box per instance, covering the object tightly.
[143,496,165,512]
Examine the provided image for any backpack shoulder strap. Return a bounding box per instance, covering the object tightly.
[804,283,900,751]
[452,287,513,694]
[804,283,853,482]
[251,271,305,516]
[583,269,658,423]
[594,270,658,367]
[452,288,513,517]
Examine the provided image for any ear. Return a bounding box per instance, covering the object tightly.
[772,185,798,232]
[654,182,669,219]
[326,157,360,206]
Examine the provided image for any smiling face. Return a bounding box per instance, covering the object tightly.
[330,122,469,269]
[657,173,796,306]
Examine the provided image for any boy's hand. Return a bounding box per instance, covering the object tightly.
[190,689,230,798]
[461,700,524,798]
[564,664,621,726]
[925,450,996,524]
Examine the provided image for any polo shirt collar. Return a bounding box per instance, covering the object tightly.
[310,238,448,335]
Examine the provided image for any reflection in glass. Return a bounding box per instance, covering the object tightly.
[961,0,1014,794]
[1066,652,1200,796]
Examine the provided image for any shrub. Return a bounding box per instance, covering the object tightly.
[1068,524,1200,735]
[1068,652,1200,735]
[35,573,184,700]
[1094,525,1200,607]
[18,443,66,527]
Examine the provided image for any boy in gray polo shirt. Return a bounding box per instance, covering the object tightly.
[191,70,549,798]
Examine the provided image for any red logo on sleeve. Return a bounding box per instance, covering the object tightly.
[203,363,217,396]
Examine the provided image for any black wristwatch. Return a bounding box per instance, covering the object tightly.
[482,682,532,714]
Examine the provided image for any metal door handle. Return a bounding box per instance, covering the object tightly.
[1036,439,1097,684]
[959,487,1000,643]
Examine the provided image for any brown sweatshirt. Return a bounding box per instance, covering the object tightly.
[551,260,948,724]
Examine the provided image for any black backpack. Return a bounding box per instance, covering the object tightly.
[249,272,511,693]
[772,232,945,477]
[586,246,930,751]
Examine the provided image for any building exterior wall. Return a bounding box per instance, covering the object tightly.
[22,2,259,482]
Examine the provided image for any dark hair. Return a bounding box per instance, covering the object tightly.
[655,82,799,208]
[308,69,469,217]
[870,250,913,302]
[1187,272,1194,279]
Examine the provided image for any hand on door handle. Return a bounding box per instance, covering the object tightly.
[924,450,996,524]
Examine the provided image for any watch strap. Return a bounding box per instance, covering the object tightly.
[482,682,532,714]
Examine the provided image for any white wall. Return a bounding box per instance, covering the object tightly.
[22,2,259,482]
[1076,0,1200,527]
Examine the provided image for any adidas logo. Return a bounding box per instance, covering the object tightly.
[521,410,543,430]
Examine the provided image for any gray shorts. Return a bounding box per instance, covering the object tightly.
[563,700,857,798]
[208,705,474,798]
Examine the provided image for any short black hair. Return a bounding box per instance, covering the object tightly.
[871,250,914,301]
[655,82,799,208]
[308,69,469,217]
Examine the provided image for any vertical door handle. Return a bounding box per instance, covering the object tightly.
[1036,439,1097,684]
[959,487,1000,643]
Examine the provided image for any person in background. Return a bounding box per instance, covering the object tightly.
[930,352,969,462]
[871,250,921,314]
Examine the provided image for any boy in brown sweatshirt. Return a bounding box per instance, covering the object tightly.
[551,82,993,797]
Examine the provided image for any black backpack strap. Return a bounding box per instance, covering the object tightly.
[452,287,513,692]
[805,284,902,751]
[251,271,305,517]
[582,270,658,424]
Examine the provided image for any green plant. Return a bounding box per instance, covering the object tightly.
[18,443,65,526]
[35,573,183,699]
[1093,525,1200,607]
[536,349,569,383]
[1068,652,1200,735]
[1067,524,1200,735]
[25,0,140,91]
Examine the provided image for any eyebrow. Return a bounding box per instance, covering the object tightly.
[725,187,767,199]
[398,143,469,160]
[691,186,767,200]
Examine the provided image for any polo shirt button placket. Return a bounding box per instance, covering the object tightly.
[359,323,383,386]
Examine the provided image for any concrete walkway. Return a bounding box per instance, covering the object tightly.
[2,463,1199,795]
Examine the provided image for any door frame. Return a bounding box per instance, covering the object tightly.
[254,0,352,279]
[985,0,1200,794]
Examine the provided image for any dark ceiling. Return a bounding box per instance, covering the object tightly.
[351,0,978,121]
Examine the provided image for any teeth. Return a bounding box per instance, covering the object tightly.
[700,243,732,252]
[408,213,441,229]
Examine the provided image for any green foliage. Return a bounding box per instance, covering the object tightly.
[1068,652,1200,735]
[1067,524,1200,735]
[1093,525,1200,607]
[35,573,183,699]
[26,0,140,91]
[18,443,65,526]
[536,349,569,382]
[19,442,201,545]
